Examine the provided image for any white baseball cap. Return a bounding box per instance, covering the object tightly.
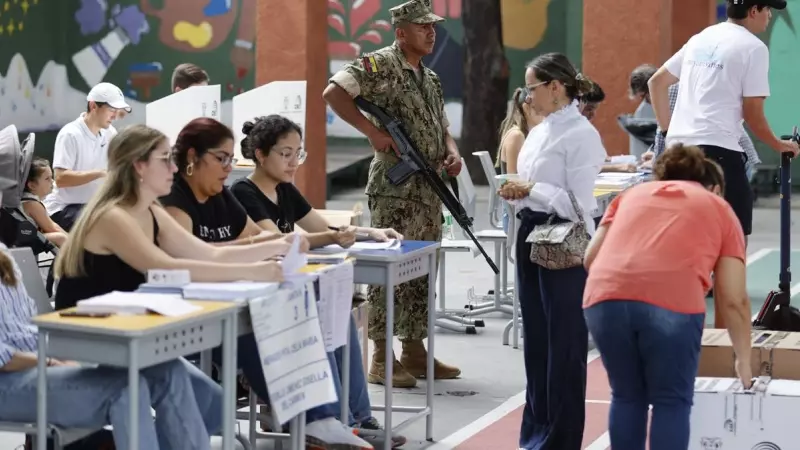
[86,82,132,112]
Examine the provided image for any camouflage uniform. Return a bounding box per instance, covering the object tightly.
[329,0,447,343]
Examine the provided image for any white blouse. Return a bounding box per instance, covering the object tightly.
[513,101,607,235]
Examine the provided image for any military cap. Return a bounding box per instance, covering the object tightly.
[389,0,445,25]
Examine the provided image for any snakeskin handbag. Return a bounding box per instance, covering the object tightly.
[525,190,590,270]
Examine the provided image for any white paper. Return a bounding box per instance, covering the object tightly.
[281,233,308,278]
[77,291,200,317]
[182,282,280,301]
[232,81,307,161]
[317,239,401,253]
[249,284,337,425]
[316,262,355,351]
[145,84,222,146]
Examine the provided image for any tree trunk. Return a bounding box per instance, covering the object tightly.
[461,0,509,186]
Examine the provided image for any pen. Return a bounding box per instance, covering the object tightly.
[328,226,372,239]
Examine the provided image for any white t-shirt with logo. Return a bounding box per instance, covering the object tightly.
[44,115,112,215]
[664,22,770,152]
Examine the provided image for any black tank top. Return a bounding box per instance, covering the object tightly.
[54,208,160,310]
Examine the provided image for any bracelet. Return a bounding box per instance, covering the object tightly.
[249,234,255,245]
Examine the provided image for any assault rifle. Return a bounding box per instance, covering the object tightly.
[354,96,499,274]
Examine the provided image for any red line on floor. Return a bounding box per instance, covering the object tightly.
[455,358,611,450]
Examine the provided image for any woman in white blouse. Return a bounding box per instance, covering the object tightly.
[498,52,607,450]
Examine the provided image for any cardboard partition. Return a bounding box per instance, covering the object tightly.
[231,81,307,162]
[145,85,222,146]
[698,328,800,380]
[690,377,800,449]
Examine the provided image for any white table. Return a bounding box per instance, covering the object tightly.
[33,301,239,450]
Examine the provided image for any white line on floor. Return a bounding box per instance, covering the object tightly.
[746,247,776,266]
[426,349,601,450]
[585,432,610,450]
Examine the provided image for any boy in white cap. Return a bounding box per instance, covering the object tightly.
[44,82,131,231]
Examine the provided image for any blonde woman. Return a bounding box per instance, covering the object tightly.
[54,125,292,309]
[496,87,543,231]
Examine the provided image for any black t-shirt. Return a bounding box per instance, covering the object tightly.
[230,178,312,233]
[159,176,248,242]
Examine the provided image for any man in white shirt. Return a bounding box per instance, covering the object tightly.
[649,0,797,237]
[45,82,130,231]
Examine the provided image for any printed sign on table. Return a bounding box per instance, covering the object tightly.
[316,261,355,352]
[145,84,222,146]
[249,282,337,425]
[232,80,307,161]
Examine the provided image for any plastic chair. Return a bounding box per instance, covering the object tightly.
[472,151,503,229]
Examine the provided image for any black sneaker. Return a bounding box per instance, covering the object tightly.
[355,417,407,448]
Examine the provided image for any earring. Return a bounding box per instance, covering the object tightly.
[186,162,194,177]
[139,177,143,183]
[553,98,558,105]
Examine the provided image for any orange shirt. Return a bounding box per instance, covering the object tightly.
[583,180,746,314]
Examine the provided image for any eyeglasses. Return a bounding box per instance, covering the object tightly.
[277,149,307,165]
[154,150,175,168]
[522,81,548,101]
[209,151,238,168]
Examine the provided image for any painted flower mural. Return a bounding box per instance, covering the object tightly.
[328,0,391,64]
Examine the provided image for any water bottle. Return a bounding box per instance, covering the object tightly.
[442,210,455,240]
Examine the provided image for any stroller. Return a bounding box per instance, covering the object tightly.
[0,125,58,269]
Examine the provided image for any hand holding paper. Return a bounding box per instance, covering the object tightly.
[281,232,308,277]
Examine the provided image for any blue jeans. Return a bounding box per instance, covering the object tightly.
[0,358,221,450]
[331,316,372,425]
[516,209,588,450]
[584,300,704,450]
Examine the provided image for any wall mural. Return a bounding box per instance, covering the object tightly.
[0,0,576,157]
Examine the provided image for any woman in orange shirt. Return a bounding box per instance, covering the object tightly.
[582,143,753,450]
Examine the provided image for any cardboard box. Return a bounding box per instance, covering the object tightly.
[351,300,370,373]
[690,377,800,449]
[698,329,800,380]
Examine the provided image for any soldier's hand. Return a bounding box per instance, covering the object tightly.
[368,130,399,156]
[443,153,462,176]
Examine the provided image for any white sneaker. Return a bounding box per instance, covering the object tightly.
[305,417,374,449]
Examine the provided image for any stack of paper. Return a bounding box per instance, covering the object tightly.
[595,173,643,190]
[76,291,201,317]
[306,252,350,264]
[182,282,280,301]
[315,239,401,254]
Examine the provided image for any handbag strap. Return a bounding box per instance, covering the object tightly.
[566,190,586,225]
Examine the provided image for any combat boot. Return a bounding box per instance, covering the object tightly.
[367,340,417,388]
[399,339,461,380]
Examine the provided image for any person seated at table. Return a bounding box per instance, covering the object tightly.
[0,239,222,450]
[160,117,375,450]
[21,157,68,247]
[49,123,300,445]
[230,114,406,447]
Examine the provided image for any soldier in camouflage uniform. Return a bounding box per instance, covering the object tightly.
[323,0,462,388]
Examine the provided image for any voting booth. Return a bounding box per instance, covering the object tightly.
[145,85,222,145]
[231,80,307,162]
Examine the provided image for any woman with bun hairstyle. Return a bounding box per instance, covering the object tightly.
[497,52,607,450]
[583,143,753,450]
[231,115,402,248]
[230,115,407,448]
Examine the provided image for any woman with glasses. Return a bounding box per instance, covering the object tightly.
[160,117,375,449]
[160,117,279,245]
[231,115,406,448]
[497,52,606,450]
[231,115,402,248]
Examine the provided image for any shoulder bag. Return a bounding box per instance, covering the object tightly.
[525,190,590,270]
